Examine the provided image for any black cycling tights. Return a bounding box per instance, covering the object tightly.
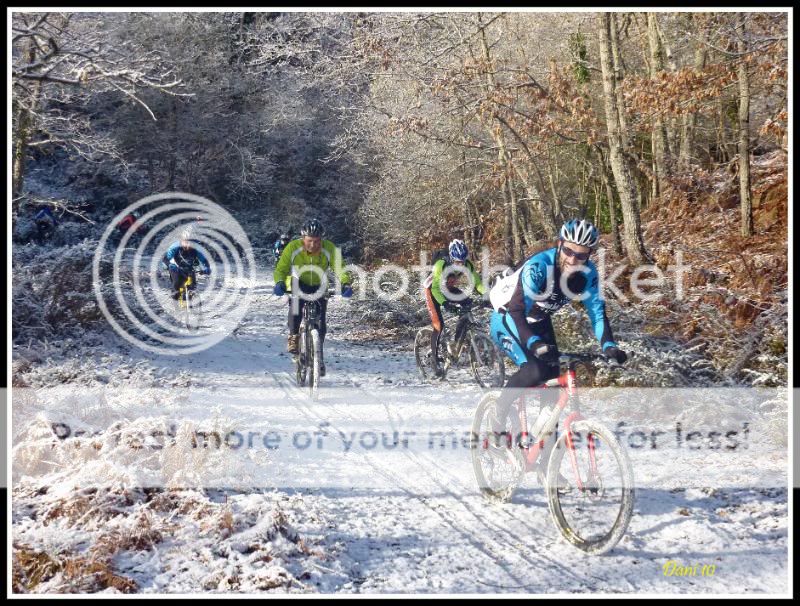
[494,357,560,431]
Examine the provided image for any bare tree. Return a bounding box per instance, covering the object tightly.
[736,13,753,237]
[596,12,649,264]
[11,12,185,197]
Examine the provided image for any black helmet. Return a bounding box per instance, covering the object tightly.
[280,233,291,241]
[300,219,324,238]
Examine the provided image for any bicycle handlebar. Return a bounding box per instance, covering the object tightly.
[284,287,337,299]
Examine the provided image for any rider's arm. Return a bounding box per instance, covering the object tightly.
[430,259,448,305]
[582,264,617,351]
[274,239,303,288]
[163,242,180,265]
[467,260,487,296]
[323,240,351,286]
[507,260,548,351]
[195,248,211,273]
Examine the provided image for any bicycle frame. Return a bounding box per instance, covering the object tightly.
[302,298,323,331]
[507,357,600,493]
[177,272,194,305]
[442,309,479,367]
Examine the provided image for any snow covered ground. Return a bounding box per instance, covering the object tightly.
[10,262,790,595]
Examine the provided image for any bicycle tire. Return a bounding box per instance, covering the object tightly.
[296,326,308,387]
[413,327,435,381]
[309,328,321,400]
[545,419,635,554]
[470,393,525,502]
[468,331,506,388]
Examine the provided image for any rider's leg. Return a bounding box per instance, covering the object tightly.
[287,293,305,354]
[425,288,444,372]
[169,266,185,299]
[489,312,559,432]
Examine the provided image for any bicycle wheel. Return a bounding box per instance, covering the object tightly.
[296,327,308,387]
[468,331,505,388]
[184,290,201,332]
[413,327,434,381]
[471,393,525,502]
[545,419,635,554]
[309,328,321,400]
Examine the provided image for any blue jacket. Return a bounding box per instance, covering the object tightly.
[163,242,210,273]
[506,247,616,351]
[34,207,57,226]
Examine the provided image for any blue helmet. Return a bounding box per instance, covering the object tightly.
[560,219,599,248]
[448,239,468,262]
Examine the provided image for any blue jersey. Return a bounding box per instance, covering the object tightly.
[505,247,616,351]
[163,242,210,273]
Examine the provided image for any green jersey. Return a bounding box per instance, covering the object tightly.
[274,239,351,289]
[428,258,486,305]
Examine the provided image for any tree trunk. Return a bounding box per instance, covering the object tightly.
[478,13,518,264]
[505,166,522,261]
[516,166,560,239]
[597,12,650,265]
[647,13,669,200]
[737,13,753,237]
[611,12,649,209]
[12,39,41,197]
[609,14,630,150]
[656,15,680,159]
[503,182,514,266]
[599,152,623,256]
[679,15,708,169]
[546,154,562,223]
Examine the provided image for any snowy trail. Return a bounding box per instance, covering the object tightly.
[13,261,789,593]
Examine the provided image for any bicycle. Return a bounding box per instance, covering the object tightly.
[470,352,635,554]
[294,287,335,400]
[175,270,204,331]
[413,299,505,388]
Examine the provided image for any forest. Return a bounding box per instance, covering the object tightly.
[12,10,788,384]
[10,11,790,594]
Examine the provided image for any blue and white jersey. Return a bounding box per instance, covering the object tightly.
[163,242,210,273]
[502,247,616,351]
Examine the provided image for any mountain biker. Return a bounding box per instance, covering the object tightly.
[117,210,140,234]
[273,233,292,260]
[488,219,627,478]
[424,239,487,378]
[160,228,211,300]
[272,219,352,377]
[34,206,58,242]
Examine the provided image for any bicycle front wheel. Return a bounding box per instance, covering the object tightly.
[309,329,321,400]
[296,328,308,387]
[184,290,201,332]
[468,332,505,388]
[413,327,434,381]
[545,419,635,554]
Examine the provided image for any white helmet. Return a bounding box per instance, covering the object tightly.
[560,219,599,248]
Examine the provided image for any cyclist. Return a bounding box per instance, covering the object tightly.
[273,219,352,376]
[117,210,140,234]
[488,219,627,477]
[273,232,292,261]
[160,228,211,300]
[34,206,58,243]
[424,239,487,377]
